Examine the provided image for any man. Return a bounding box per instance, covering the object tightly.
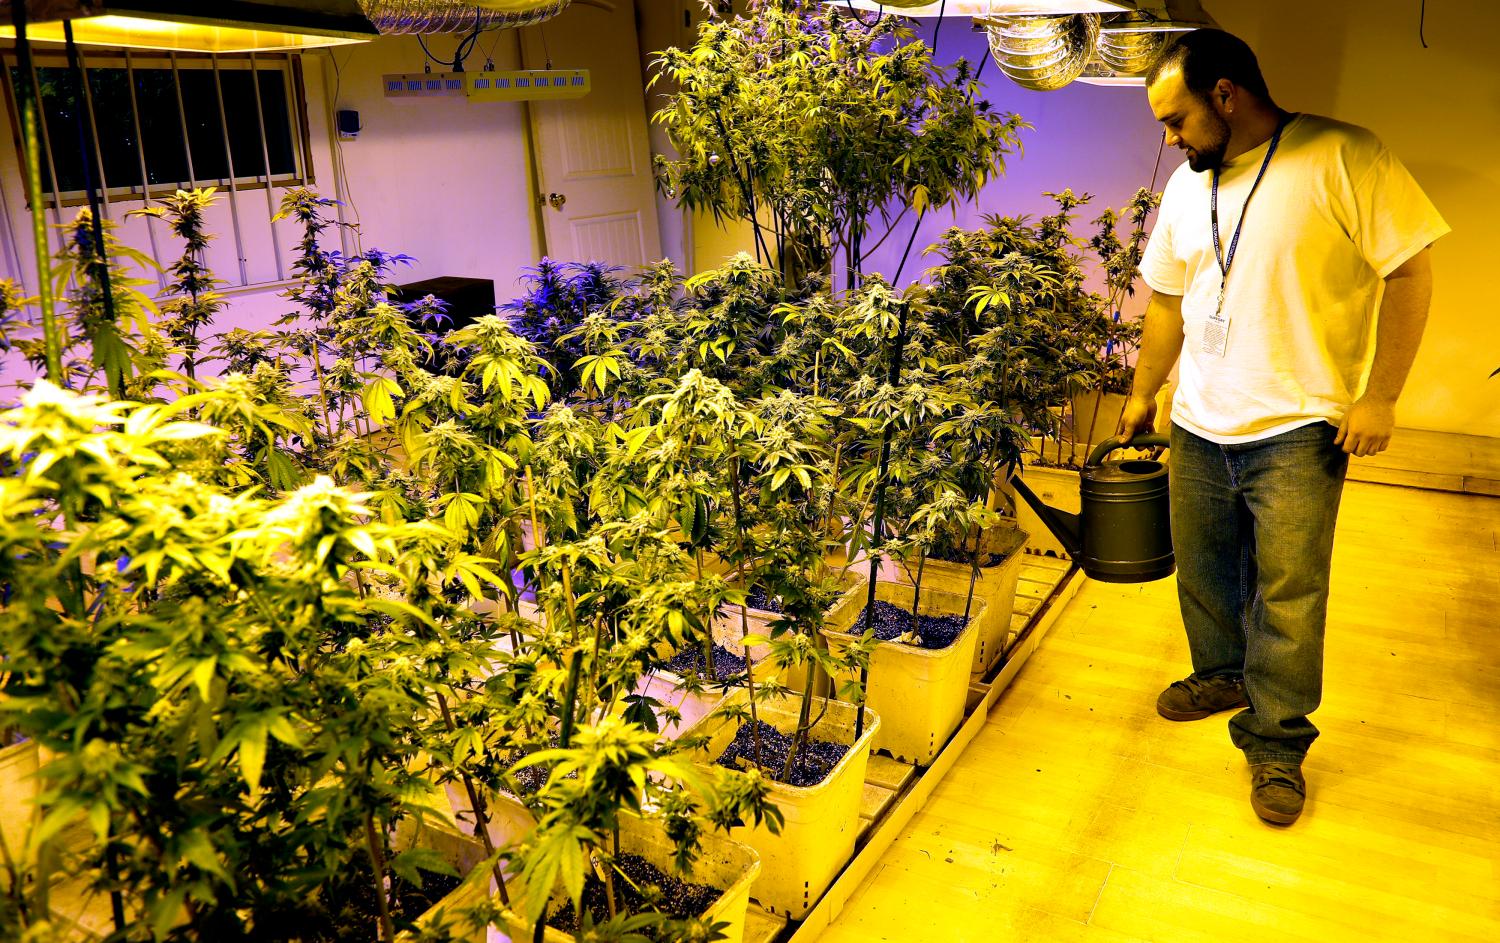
[1119,29,1448,825]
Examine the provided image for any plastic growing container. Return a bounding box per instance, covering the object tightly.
[878,526,1028,676]
[392,817,495,943]
[822,581,986,766]
[685,689,878,920]
[497,813,761,943]
[0,739,38,864]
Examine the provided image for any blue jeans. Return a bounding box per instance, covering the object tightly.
[1169,421,1349,766]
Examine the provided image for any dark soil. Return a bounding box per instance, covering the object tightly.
[310,865,466,941]
[856,600,969,650]
[714,718,849,788]
[391,868,465,922]
[663,642,747,680]
[502,734,561,796]
[743,587,784,613]
[544,852,722,936]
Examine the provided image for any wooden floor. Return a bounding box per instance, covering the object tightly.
[816,480,1500,943]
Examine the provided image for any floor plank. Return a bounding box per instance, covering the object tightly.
[819,481,1500,942]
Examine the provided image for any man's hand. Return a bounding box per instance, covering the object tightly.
[1118,393,1158,445]
[1335,396,1396,457]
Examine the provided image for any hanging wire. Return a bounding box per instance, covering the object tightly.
[1419,0,1429,48]
[842,1,886,30]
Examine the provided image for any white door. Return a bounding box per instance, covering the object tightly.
[521,0,662,268]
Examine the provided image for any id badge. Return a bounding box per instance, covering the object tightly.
[1202,285,1230,357]
[1202,309,1230,357]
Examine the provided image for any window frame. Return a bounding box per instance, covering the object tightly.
[0,45,316,210]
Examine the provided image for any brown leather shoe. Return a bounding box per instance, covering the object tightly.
[1155,673,1248,721]
[1250,763,1306,825]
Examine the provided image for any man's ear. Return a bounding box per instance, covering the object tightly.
[1215,78,1235,112]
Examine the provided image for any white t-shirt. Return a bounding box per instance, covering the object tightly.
[1139,113,1450,444]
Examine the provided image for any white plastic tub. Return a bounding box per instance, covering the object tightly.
[495,813,760,943]
[877,526,1028,675]
[822,581,986,766]
[685,689,878,920]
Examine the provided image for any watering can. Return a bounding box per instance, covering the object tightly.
[1008,433,1174,583]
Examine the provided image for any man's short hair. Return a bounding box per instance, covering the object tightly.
[1146,29,1273,104]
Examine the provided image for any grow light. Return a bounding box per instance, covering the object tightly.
[0,14,367,52]
[1074,63,1149,85]
[831,2,1132,15]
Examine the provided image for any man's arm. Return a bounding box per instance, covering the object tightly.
[1118,291,1185,442]
[1335,248,1434,457]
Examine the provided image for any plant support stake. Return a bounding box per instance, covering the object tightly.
[857,301,911,740]
[10,5,61,385]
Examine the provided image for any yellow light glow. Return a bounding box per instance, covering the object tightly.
[0,15,368,54]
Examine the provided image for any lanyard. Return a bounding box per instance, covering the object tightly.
[1211,114,1290,294]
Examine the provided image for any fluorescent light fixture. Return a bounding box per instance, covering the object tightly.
[0,15,366,52]
[0,1,378,52]
[1074,68,1147,85]
[833,2,1131,16]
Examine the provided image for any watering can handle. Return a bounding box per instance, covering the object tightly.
[1086,432,1171,468]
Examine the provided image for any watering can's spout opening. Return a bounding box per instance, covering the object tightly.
[1009,472,1083,558]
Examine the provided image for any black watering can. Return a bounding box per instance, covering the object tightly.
[1009,433,1174,583]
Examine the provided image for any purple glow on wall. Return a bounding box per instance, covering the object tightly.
[857,18,1174,314]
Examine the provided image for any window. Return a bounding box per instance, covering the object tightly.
[4,49,311,204]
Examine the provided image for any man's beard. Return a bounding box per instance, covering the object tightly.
[1186,110,1231,173]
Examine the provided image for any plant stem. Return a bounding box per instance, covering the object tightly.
[726,457,764,767]
[912,550,927,625]
[694,547,717,682]
[364,813,395,943]
[559,648,584,748]
[435,693,511,905]
[858,303,910,738]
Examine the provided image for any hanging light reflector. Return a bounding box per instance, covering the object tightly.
[1096,12,1168,73]
[982,12,1101,91]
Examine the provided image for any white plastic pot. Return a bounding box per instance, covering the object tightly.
[497,813,761,943]
[822,581,986,766]
[393,817,496,943]
[1069,389,1129,447]
[685,689,878,920]
[0,739,39,861]
[877,526,1028,675]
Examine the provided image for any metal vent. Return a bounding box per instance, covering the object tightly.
[359,0,571,34]
[983,12,1101,91]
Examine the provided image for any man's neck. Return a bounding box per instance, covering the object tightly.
[1223,105,1289,166]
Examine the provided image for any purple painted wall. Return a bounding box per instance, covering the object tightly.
[856,19,1168,316]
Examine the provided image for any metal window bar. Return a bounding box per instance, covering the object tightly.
[73,43,112,223]
[4,51,309,290]
[24,54,65,232]
[209,53,249,286]
[167,52,198,191]
[247,51,285,282]
[122,48,168,293]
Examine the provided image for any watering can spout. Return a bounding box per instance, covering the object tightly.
[1008,474,1083,557]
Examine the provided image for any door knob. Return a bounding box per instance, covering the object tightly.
[542,192,567,210]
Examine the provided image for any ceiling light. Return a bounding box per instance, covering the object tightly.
[0,1,378,51]
[834,2,1131,16]
[0,14,370,52]
[1096,12,1168,72]
[1073,62,1147,85]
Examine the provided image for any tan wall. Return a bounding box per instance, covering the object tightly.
[1209,0,1499,436]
